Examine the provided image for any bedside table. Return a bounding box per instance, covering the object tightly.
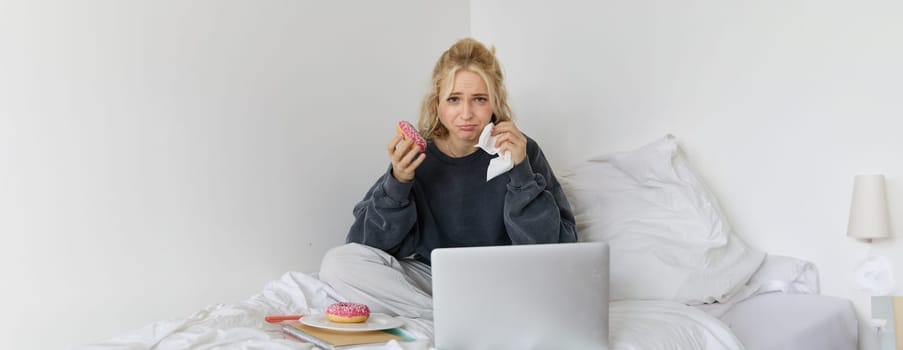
[872,296,902,350]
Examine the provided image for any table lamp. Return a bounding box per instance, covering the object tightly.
[847,174,892,242]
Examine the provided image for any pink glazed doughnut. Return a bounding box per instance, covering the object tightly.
[397,120,426,152]
[326,302,370,323]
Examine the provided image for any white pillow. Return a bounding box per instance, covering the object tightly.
[560,135,765,304]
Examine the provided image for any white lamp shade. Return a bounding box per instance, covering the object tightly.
[847,174,892,240]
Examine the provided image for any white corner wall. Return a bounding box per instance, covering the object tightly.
[0,1,468,348]
[3,0,900,348]
[472,1,902,349]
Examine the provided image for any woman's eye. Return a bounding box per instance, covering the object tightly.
[446,97,459,103]
[475,97,488,103]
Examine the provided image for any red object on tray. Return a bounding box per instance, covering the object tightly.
[264,315,303,323]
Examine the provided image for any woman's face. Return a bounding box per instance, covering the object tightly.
[438,70,494,143]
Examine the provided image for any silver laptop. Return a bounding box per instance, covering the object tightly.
[431,242,609,350]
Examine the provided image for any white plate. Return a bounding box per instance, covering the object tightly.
[300,313,404,332]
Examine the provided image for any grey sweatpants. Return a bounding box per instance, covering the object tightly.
[319,243,434,320]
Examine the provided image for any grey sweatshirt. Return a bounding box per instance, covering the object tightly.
[346,136,577,264]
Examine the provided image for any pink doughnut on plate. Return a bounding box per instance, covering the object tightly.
[397,120,426,152]
[326,302,370,323]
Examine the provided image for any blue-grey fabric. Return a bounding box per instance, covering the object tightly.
[346,136,577,264]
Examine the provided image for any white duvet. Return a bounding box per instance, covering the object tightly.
[77,271,744,350]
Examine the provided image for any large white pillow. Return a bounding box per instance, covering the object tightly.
[560,135,765,304]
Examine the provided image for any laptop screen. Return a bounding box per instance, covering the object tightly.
[431,242,609,350]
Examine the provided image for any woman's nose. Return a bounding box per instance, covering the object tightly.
[460,102,474,119]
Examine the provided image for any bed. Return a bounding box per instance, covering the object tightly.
[77,135,860,350]
[718,293,859,350]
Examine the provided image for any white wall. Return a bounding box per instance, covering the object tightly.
[3,0,900,347]
[472,0,902,349]
[0,1,468,348]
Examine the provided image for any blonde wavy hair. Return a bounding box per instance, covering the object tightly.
[418,38,514,140]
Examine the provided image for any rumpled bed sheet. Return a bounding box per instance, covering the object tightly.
[76,271,745,350]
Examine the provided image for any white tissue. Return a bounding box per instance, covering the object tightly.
[474,123,514,181]
[854,255,895,296]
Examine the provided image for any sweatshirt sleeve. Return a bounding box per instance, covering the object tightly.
[503,140,578,244]
[345,165,419,255]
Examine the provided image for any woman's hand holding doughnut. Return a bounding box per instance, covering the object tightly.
[388,123,426,183]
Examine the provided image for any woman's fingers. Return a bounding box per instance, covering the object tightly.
[492,122,527,165]
[408,152,426,170]
[388,133,425,183]
[387,133,404,157]
[491,121,521,136]
[400,142,421,166]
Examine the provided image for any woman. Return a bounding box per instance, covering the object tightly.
[320,38,577,319]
